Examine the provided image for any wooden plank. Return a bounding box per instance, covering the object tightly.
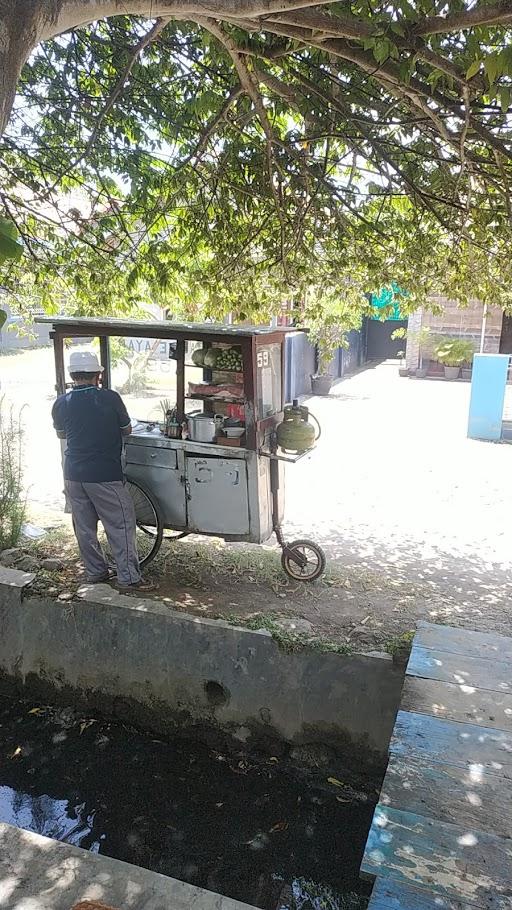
[362,806,512,910]
[415,623,512,663]
[407,646,512,693]
[369,878,475,910]
[401,676,512,732]
[390,711,512,778]
[380,755,512,836]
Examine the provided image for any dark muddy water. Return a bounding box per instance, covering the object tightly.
[0,696,373,909]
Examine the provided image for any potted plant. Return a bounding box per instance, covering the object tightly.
[397,350,408,378]
[302,284,364,395]
[433,337,475,380]
[414,327,434,378]
[309,324,345,395]
[391,326,433,378]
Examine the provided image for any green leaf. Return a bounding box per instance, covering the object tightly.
[500,86,511,113]
[0,235,23,263]
[484,53,501,85]
[0,310,7,330]
[0,216,18,242]
[0,217,23,263]
[466,59,481,80]
[373,39,391,64]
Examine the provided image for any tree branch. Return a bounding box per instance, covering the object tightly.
[413,0,512,36]
[83,18,168,158]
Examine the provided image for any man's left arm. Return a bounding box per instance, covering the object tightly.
[52,399,66,439]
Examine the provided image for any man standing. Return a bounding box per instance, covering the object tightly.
[52,350,155,592]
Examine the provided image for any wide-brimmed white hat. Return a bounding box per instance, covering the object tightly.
[69,350,104,373]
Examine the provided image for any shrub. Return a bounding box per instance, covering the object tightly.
[433,337,475,367]
[0,397,26,550]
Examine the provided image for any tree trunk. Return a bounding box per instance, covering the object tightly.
[0,1,45,136]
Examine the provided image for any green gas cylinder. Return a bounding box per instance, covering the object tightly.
[276,399,321,454]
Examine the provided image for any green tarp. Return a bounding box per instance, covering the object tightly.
[370,283,406,321]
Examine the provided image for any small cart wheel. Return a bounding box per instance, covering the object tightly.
[281,539,326,582]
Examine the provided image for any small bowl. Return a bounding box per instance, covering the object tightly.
[224,427,245,438]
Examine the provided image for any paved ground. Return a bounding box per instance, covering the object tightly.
[2,347,512,649]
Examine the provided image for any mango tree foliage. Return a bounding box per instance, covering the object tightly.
[2,3,512,319]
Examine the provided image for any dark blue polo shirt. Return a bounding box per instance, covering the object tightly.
[52,387,131,482]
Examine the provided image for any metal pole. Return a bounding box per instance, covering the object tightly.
[480,303,488,354]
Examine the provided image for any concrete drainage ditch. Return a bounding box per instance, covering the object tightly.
[0,568,405,910]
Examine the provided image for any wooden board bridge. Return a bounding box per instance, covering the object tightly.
[361,621,512,910]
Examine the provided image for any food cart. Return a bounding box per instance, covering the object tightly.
[38,317,325,581]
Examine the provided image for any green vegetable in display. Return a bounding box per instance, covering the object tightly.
[191,348,206,366]
[211,346,243,371]
[204,348,220,368]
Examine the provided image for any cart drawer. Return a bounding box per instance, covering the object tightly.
[125,445,178,470]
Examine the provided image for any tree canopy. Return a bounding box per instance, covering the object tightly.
[2,0,512,321]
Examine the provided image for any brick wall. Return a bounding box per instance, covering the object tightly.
[405,298,503,371]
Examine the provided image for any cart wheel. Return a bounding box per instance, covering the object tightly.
[138,525,188,542]
[98,480,163,569]
[127,480,164,567]
[281,539,326,582]
[162,529,189,541]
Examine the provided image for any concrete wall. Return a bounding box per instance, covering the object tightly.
[0,821,256,910]
[0,303,51,351]
[0,573,403,770]
[0,823,256,910]
[406,300,503,372]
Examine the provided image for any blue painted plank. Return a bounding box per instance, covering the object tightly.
[362,806,512,909]
[407,646,512,693]
[415,623,512,663]
[380,755,512,836]
[401,676,512,732]
[369,878,473,910]
[390,711,512,777]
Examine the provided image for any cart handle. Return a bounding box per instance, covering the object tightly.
[258,447,315,464]
[309,411,321,442]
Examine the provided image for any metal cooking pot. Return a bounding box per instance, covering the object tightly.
[186,412,223,442]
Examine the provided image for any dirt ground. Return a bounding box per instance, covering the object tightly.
[3,348,512,652]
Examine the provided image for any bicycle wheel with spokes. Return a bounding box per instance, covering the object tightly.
[281,539,326,582]
[98,480,163,569]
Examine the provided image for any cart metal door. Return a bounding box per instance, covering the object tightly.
[125,444,187,529]
[186,457,249,535]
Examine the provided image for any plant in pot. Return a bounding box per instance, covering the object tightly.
[433,337,475,380]
[303,282,365,395]
[308,322,348,395]
[310,336,336,394]
[391,325,433,378]
[414,327,434,378]
[397,350,408,377]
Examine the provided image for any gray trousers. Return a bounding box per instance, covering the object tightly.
[65,480,141,586]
